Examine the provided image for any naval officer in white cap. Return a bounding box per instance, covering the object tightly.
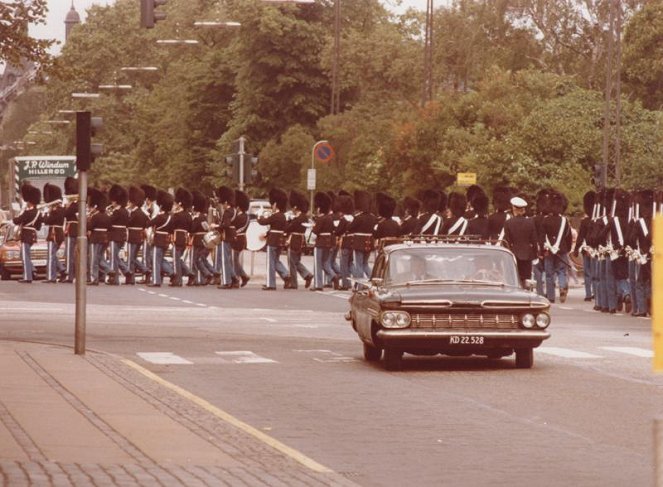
[503,196,540,287]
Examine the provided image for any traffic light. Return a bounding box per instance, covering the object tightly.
[76,111,103,171]
[225,154,239,184]
[243,156,259,185]
[591,164,603,189]
[140,0,167,29]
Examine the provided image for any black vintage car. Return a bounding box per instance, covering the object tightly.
[346,237,551,370]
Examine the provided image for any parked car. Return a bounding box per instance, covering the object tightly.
[0,223,64,280]
[346,237,551,371]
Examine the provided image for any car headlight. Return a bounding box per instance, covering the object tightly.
[521,313,535,329]
[535,312,550,329]
[381,311,411,329]
[7,251,20,260]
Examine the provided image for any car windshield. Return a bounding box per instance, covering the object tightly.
[385,247,519,287]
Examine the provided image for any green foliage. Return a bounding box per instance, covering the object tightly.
[0,0,53,66]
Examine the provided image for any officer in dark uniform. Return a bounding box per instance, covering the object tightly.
[443,192,468,235]
[286,190,313,289]
[348,190,377,279]
[13,184,42,283]
[488,186,512,240]
[466,192,490,239]
[107,184,129,285]
[147,190,175,287]
[41,183,66,283]
[311,191,339,291]
[400,196,421,236]
[374,192,401,245]
[62,177,79,283]
[503,196,539,287]
[170,188,194,287]
[231,190,251,288]
[257,188,291,290]
[87,188,111,286]
[335,193,355,290]
[572,191,596,301]
[418,190,443,235]
[125,186,149,285]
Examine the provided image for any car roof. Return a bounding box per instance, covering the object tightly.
[382,242,513,255]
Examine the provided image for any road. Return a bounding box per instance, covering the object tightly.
[0,279,659,487]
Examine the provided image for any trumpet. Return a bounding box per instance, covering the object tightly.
[105,204,115,216]
[64,194,79,204]
[37,199,63,210]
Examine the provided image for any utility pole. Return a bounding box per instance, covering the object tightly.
[614,0,622,185]
[238,136,246,192]
[421,0,434,106]
[330,0,341,114]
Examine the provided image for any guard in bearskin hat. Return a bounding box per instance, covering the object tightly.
[125,186,149,285]
[311,191,339,291]
[257,188,291,290]
[572,190,596,302]
[632,189,655,316]
[443,192,468,235]
[488,186,512,240]
[62,176,79,283]
[540,190,572,303]
[466,192,490,239]
[286,190,314,289]
[12,183,42,283]
[140,184,159,278]
[335,192,355,290]
[418,190,443,235]
[607,189,632,313]
[147,190,175,287]
[465,185,486,220]
[374,192,401,243]
[41,183,66,283]
[170,188,194,287]
[107,184,130,285]
[231,190,251,288]
[348,190,377,279]
[400,196,421,236]
[87,188,111,285]
[531,189,553,297]
[189,190,216,286]
[214,186,237,289]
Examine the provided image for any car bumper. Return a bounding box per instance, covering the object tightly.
[376,329,550,350]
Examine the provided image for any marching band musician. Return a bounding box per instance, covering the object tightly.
[170,188,194,287]
[626,192,641,317]
[231,190,251,288]
[62,177,78,283]
[349,190,376,280]
[488,186,512,240]
[373,192,400,245]
[190,190,215,286]
[87,188,111,286]
[609,190,632,313]
[147,190,175,288]
[400,196,422,236]
[632,190,655,317]
[215,186,237,289]
[125,186,149,285]
[540,190,572,303]
[41,183,66,283]
[335,193,355,290]
[285,190,314,290]
[311,191,339,291]
[12,184,42,283]
[140,184,159,283]
[466,192,490,239]
[443,192,469,235]
[418,190,443,235]
[107,185,130,285]
[257,188,291,290]
[572,191,596,302]
[328,192,342,285]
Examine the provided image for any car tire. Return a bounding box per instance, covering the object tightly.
[0,266,11,281]
[363,342,382,362]
[383,349,403,371]
[515,348,534,369]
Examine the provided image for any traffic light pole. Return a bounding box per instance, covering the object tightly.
[238,136,246,191]
[75,170,88,355]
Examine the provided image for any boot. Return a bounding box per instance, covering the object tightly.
[124,273,134,285]
[139,271,151,285]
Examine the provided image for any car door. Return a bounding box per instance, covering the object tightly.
[354,254,387,342]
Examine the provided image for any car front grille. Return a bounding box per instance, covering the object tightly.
[31,248,48,261]
[410,313,520,330]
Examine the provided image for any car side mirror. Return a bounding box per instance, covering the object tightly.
[524,278,536,291]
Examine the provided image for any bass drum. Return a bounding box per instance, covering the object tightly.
[203,230,222,249]
[246,221,269,251]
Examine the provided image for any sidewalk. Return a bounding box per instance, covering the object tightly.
[0,340,356,487]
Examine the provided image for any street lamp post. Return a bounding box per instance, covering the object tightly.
[309,140,328,212]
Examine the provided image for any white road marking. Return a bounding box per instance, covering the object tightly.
[215,351,277,364]
[195,303,206,307]
[147,291,156,295]
[169,297,181,301]
[601,347,653,358]
[558,306,573,310]
[315,291,349,300]
[182,300,194,304]
[138,288,146,292]
[538,347,602,359]
[137,352,193,365]
[261,318,277,323]
[158,293,168,298]
[1,307,64,312]
[294,349,356,363]
[294,349,333,353]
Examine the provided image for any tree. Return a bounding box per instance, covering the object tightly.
[0,0,53,66]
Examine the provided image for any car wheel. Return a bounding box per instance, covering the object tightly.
[0,267,10,281]
[383,349,403,371]
[515,348,534,369]
[363,342,382,362]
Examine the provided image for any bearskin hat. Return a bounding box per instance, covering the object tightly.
[338,189,351,197]
[420,189,441,213]
[314,191,332,214]
[216,186,235,206]
[21,184,41,206]
[191,190,208,213]
[604,188,617,216]
[175,188,193,210]
[549,190,567,215]
[141,184,157,202]
[403,196,421,217]
[43,183,62,203]
[336,194,354,215]
[88,188,107,210]
[448,192,467,218]
[583,190,596,216]
[354,190,372,213]
[536,189,552,215]
[638,190,655,219]
[269,188,288,212]
[376,192,396,219]
[613,189,630,218]
[64,176,78,196]
[472,193,489,217]
[289,190,309,213]
[466,185,486,207]
[235,190,250,212]
[492,186,512,212]
[109,184,128,206]
[128,186,146,207]
[156,190,174,213]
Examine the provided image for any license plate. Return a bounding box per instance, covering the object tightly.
[449,336,484,345]
[32,260,46,267]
